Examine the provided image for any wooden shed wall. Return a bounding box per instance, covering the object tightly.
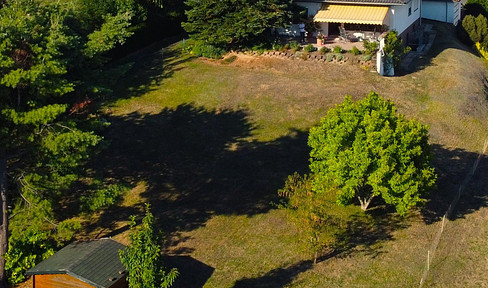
[108,276,128,288]
[33,274,95,288]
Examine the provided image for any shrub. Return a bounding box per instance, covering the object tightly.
[282,43,290,51]
[326,53,334,62]
[272,40,283,51]
[289,41,300,52]
[361,54,372,61]
[333,46,342,53]
[252,42,270,51]
[5,229,55,285]
[351,46,361,55]
[192,41,225,59]
[462,14,488,48]
[81,184,129,212]
[319,46,330,54]
[335,53,344,61]
[363,40,379,56]
[304,44,316,52]
[383,30,411,69]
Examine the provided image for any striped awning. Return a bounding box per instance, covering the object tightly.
[314,4,389,25]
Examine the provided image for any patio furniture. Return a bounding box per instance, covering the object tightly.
[339,27,349,42]
[339,27,358,42]
[353,32,365,41]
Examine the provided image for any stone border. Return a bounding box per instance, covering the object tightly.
[237,50,375,67]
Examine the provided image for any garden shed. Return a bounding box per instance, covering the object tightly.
[26,238,127,288]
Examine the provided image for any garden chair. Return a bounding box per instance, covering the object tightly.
[339,27,350,42]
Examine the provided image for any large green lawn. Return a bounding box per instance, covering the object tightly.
[86,22,488,287]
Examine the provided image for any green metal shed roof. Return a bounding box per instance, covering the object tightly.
[26,238,126,288]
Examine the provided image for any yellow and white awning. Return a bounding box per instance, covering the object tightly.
[314,4,389,25]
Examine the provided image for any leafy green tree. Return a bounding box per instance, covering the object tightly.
[279,173,347,264]
[119,204,178,288]
[182,0,292,49]
[308,93,436,215]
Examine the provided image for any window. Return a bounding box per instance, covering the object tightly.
[408,0,412,16]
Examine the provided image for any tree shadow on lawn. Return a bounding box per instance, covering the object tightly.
[402,21,478,75]
[422,144,488,223]
[232,209,407,288]
[164,255,215,288]
[232,260,314,288]
[90,103,310,237]
[102,39,193,104]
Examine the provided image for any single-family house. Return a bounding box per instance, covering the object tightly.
[295,0,422,43]
[26,239,127,288]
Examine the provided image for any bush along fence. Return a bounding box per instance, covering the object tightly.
[418,136,488,288]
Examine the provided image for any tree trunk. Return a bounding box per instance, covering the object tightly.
[0,148,8,288]
[358,196,374,211]
[314,251,318,264]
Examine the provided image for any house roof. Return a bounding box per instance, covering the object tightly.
[26,239,127,288]
[295,0,408,6]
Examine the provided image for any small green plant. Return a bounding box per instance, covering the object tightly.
[351,46,361,55]
[335,53,344,61]
[301,52,309,60]
[289,41,300,52]
[363,40,379,56]
[326,53,335,62]
[272,40,284,51]
[319,46,330,54]
[252,43,270,52]
[304,44,316,52]
[333,46,342,53]
[281,43,290,51]
[192,41,225,59]
[361,54,372,61]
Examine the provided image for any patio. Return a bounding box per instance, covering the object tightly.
[302,35,367,51]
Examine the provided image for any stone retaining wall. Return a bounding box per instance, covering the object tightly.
[238,50,375,68]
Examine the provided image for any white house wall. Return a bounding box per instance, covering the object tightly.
[388,0,421,35]
[422,1,454,23]
[295,2,323,17]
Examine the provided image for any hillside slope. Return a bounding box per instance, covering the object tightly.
[92,21,488,288]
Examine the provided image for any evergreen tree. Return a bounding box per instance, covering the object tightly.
[182,0,292,49]
[0,0,141,284]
